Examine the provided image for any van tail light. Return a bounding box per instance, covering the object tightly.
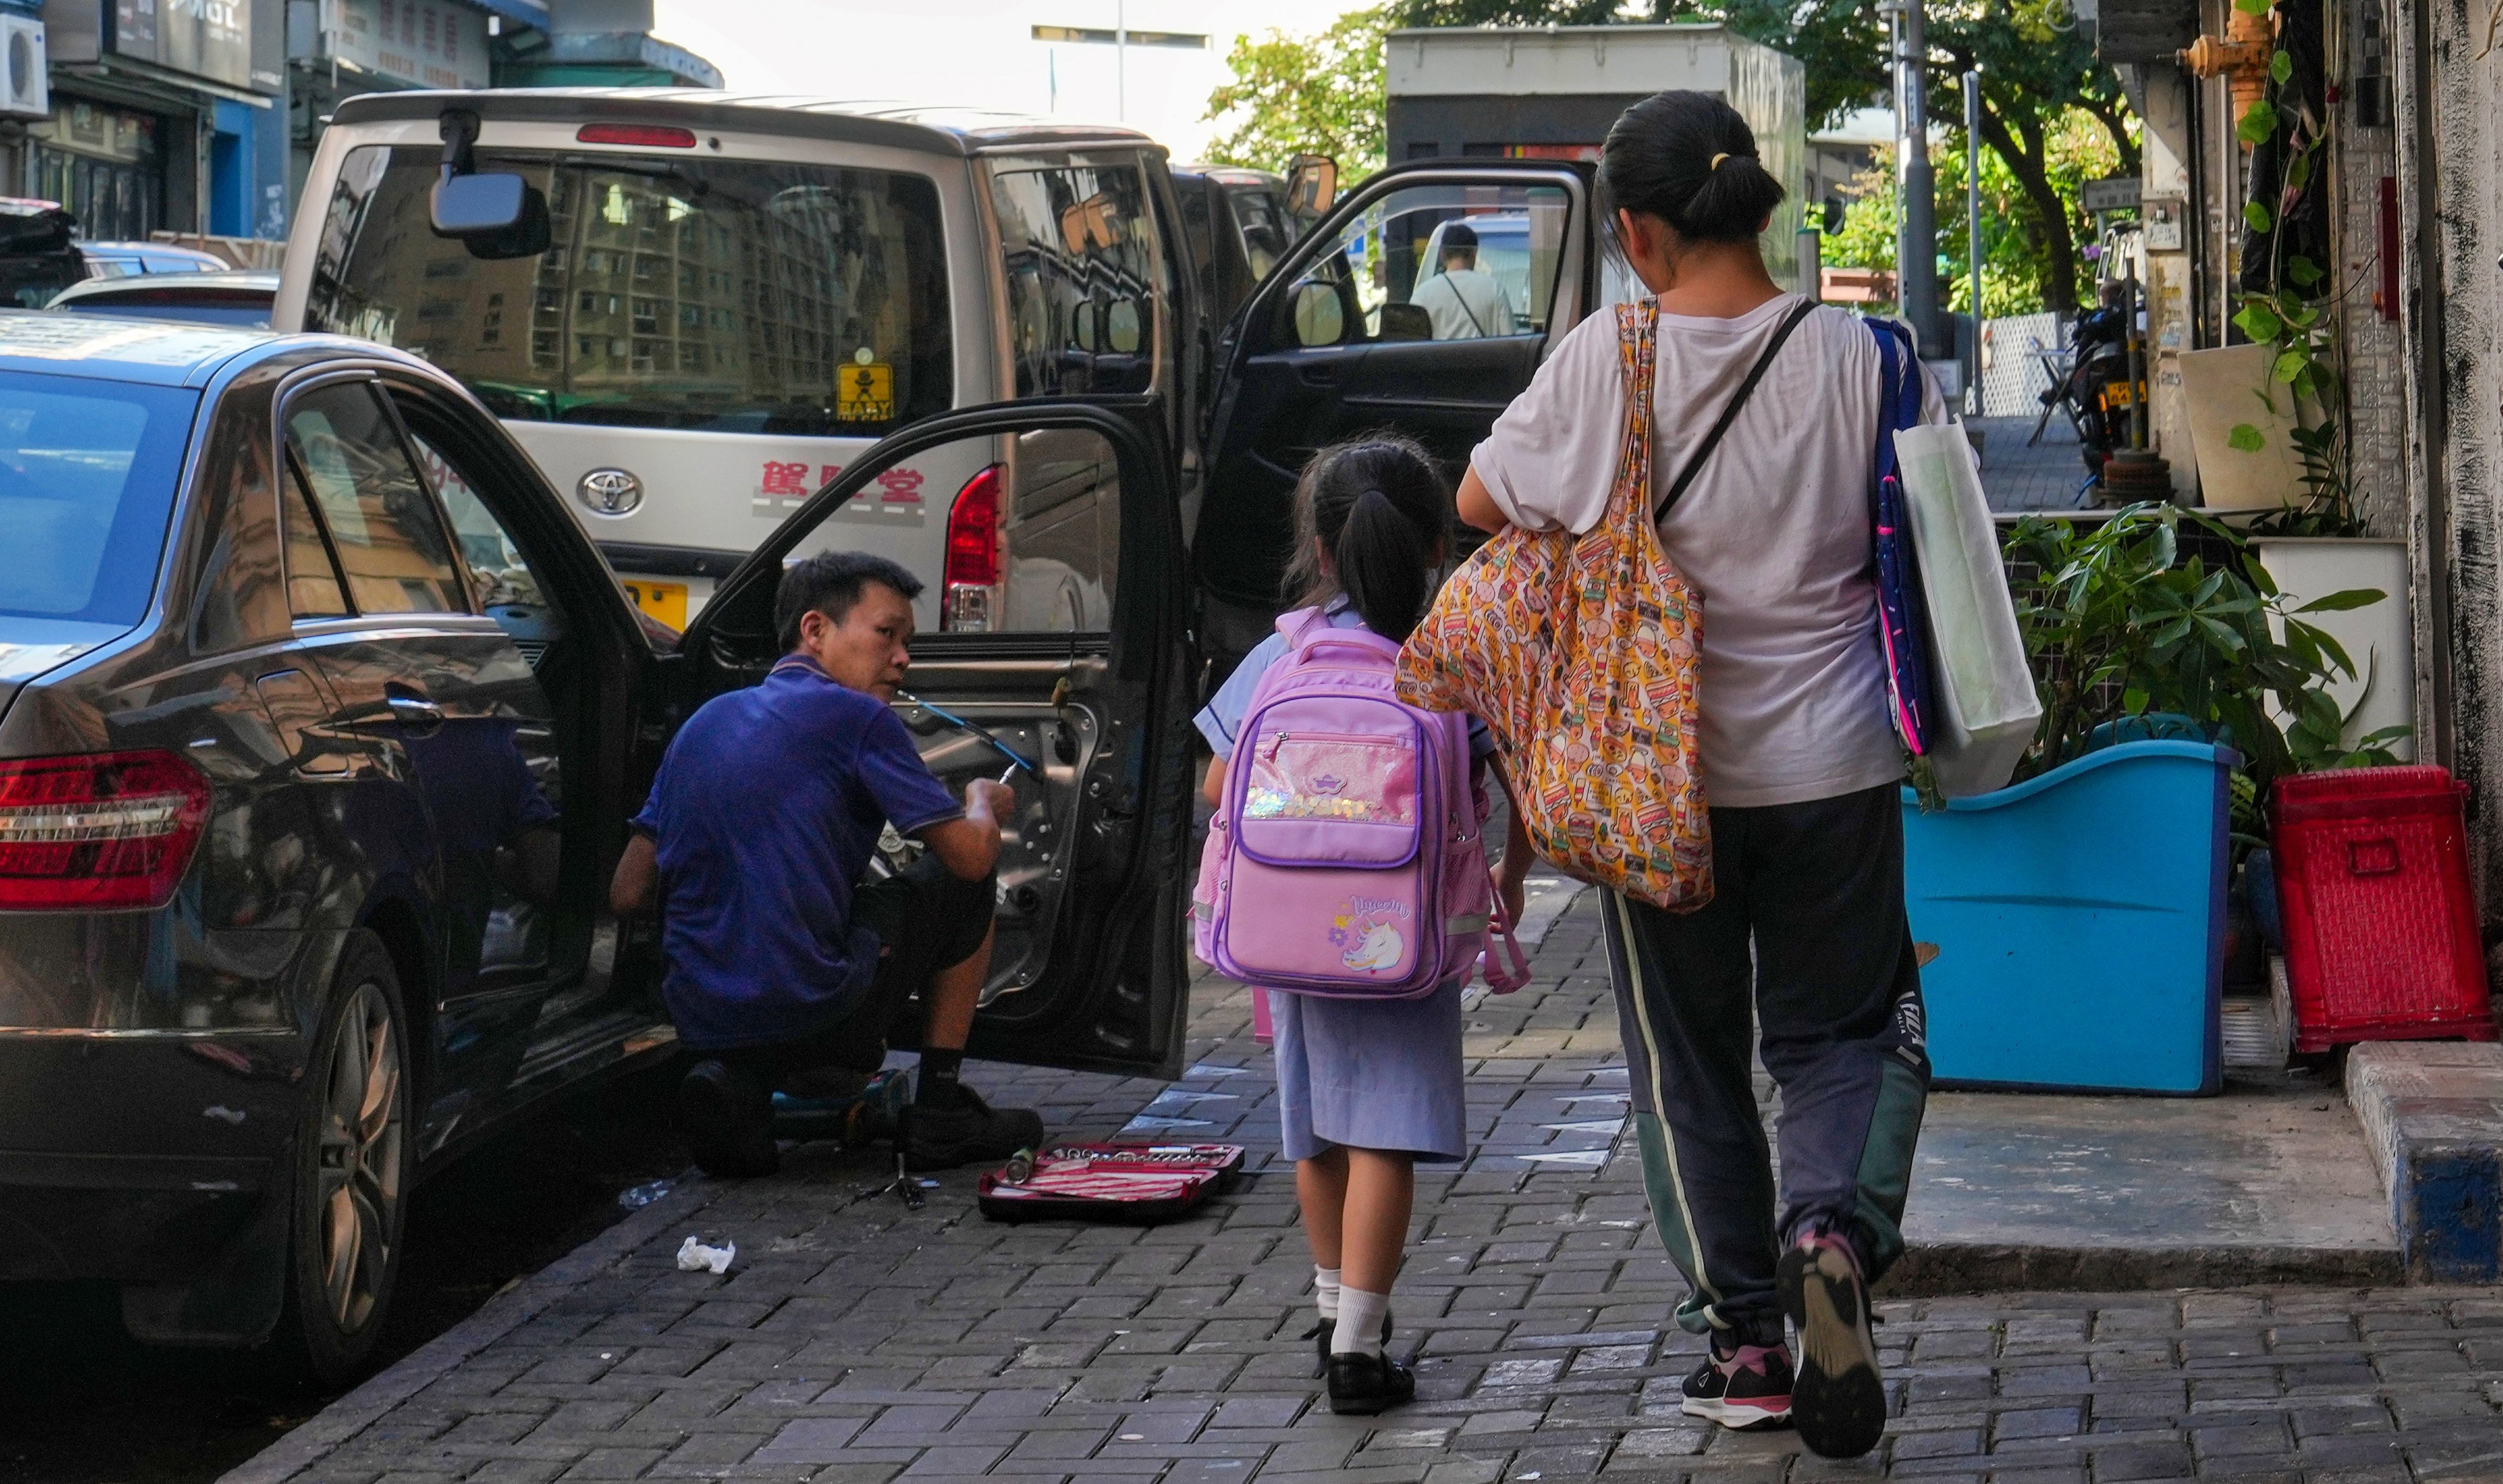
[576,123,698,149]
[943,463,1005,633]
[0,751,210,912]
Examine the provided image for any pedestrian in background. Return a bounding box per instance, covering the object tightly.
[1196,438,1531,1417]
[1453,90,1945,1460]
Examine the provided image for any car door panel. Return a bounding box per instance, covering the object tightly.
[1199,164,1590,633]
[676,401,1195,1079]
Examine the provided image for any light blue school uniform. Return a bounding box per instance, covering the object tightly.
[1194,603,1487,1165]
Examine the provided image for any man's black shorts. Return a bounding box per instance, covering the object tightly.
[721,854,995,1085]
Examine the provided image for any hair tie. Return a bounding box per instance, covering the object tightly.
[1709,152,1730,171]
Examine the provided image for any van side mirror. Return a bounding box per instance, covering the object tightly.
[428,109,551,260]
[1286,154,1338,225]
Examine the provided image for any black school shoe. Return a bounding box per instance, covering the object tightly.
[1325,1350,1416,1416]
[899,1084,1045,1172]
[1779,1227,1888,1458]
[1301,1310,1393,1377]
[1679,1339,1795,1429]
[679,1060,779,1178]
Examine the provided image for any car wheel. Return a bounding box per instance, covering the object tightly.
[287,931,413,1386]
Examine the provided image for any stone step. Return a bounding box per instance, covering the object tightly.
[2346,1038,2503,1282]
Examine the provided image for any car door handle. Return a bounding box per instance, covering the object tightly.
[384,686,445,736]
[1296,361,1339,386]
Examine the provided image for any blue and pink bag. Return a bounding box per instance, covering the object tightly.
[1193,609,1530,999]
[1868,318,1936,754]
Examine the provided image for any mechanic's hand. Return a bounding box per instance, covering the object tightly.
[965,778,1016,818]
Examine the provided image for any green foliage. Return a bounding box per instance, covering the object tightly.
[1201,8,1392,178]
[2002,504,2403,792]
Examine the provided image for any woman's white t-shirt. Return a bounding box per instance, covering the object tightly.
[1468,292,1947,809]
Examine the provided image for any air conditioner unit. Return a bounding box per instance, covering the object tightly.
[0,17,46,122]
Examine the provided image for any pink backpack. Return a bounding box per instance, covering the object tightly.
[1193,609,1530,999]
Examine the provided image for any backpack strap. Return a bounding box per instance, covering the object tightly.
[1275,605,1334,647]
[1478,858,1533,994]
[1654,296,1820,522]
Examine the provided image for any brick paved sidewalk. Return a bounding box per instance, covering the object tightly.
[238,897,2503,1484]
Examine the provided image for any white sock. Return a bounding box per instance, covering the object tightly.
[1313,1266,1342,1323]
[1334,1285,1389,1358]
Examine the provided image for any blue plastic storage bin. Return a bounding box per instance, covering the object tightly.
[1901,739,2234,1095]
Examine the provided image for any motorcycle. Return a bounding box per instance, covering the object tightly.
[2038,298,2138,482]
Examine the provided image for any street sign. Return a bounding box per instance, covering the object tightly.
[2082,175,2143,213]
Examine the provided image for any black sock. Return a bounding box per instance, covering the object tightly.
[916,1048,966,1108]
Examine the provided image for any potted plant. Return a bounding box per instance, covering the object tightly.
[1901,504,2397,1095]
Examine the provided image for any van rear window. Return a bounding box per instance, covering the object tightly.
[304,147,951,437]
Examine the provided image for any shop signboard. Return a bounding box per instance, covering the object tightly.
[113,0,254,90]
[322,0,487,91]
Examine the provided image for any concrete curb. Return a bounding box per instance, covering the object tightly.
[218,1170,722,1484]
[1883,1239,2403,1296]
[2347,1040,2503,1284]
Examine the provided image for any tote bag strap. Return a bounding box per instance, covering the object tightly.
[1653,296,1820,523]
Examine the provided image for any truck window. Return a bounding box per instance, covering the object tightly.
[304,147,952,438]
[989,162,1157,397]
[1285,182,1571,347]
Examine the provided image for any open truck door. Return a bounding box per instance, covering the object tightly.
[674,401,1199,1079]
[1196,161,1597,674]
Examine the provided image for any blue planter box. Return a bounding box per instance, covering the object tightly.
[1901,740,2234,1095]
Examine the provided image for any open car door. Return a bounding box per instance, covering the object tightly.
[674,401,1198,1079]
[1196,160,1596,673]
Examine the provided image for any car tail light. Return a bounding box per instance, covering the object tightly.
[943,464,1005,633]
[0,751,211,912]
[576,123,698,148]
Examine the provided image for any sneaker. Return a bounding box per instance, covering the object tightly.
[899,1084,1045,1172]
[1779,1227,1887,1459]
[1324,1350,1415,1416]
[1680,1340,1794,1428]
[678,1061,778,1178]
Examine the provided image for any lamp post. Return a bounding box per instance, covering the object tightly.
[1885,0,1941,355]
[1965,66,1983,414]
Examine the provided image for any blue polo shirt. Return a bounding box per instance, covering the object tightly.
[633,657,961,1051]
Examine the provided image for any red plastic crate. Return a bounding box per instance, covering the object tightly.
[2272,765,2496,1052]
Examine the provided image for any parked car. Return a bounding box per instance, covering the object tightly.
[0,312,1201,1380]
[275,92,1612,677]
[74,240,231,278]
[48,268,278,327]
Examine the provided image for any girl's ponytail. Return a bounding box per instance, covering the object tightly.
[1285,435,1451,642]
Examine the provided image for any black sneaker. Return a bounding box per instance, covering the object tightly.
[1779,1228,1887,1458]
[679,1060,778,1178]
[1301,1310,1392,1378]
[1324,1350,1415,1416]
[1680,1340,1794,1429]
[899,1084,1045,1172]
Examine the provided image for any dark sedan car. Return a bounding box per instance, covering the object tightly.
[0,314,1201,1380]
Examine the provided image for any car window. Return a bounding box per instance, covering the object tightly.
[0,373,197,624]
[306,146,952,437]
[990,161,1158,397]
[1230,186,1291,278]
[281,462,348,619]
[282,382,468,615]
[1283,182,1571,348]
[407,430,544,612]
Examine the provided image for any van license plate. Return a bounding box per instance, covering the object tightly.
[622,579,688,630]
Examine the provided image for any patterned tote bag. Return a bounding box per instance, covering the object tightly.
[1395,297,1815,911]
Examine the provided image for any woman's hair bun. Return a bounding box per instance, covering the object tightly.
[1598,89,1787,246]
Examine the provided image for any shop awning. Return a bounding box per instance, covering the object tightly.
[462,0,550,31]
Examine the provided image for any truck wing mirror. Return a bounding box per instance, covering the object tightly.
[1286,154,1338,226]
[429,109,551,260]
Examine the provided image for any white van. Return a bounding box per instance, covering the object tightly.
[278,89,1612,666]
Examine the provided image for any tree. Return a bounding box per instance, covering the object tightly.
[1386,0,2134,314]
[1202,8,1393,178]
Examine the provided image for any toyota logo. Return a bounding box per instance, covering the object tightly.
[577,468,642,516]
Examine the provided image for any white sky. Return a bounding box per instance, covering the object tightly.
[650,0,1365,162]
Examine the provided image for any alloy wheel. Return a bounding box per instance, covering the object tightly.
[314,980,405,1337]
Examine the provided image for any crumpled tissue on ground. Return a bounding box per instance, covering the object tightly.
[675,1235,735,1274]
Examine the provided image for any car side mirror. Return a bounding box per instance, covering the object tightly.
[1290,281,1345,347]
[430,172,551,260]
[1286,154,1338,226]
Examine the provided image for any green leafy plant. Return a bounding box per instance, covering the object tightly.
[2003,504,2405,798]
[2224,0,2367,536]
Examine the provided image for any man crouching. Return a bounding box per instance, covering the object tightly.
[610,551,1044,1177]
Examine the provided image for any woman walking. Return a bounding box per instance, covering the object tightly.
[1454,91,1941,1460]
